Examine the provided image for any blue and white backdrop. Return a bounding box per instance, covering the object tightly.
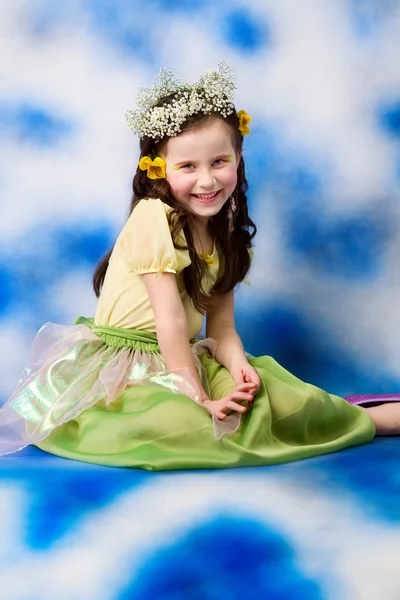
[1,1,400,599]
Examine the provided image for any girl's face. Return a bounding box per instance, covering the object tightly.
[162,118,241,223]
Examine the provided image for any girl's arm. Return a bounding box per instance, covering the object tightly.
[142,272,210,403]
[206,291,261,393]
[206,290,246,370]
[143,274,257,417]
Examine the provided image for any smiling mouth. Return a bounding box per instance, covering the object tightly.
[191,190,222,202]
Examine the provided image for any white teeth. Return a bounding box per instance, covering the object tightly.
[194,192,219,199]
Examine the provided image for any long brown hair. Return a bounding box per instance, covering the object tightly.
[93,99,257,313]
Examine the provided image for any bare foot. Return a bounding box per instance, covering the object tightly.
[365,403,400,436]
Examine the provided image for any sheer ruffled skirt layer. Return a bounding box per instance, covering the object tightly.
[0,323,241,456]
[0,321,377,469]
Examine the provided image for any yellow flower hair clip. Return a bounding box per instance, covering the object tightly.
[139,155,167,179]
[237,110,251,136]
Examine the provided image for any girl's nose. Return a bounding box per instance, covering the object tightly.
[198,169,216,189]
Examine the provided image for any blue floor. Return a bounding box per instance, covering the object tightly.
[1,439,400,600]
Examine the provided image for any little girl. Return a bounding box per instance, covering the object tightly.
[1,63,399,470]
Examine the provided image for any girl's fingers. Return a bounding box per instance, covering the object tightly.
[236,384,257,395]
[227,401,247,413]
[246,380,259,390]
[236,382,255,391]
[235,390,254,400]
[230,392,254,403]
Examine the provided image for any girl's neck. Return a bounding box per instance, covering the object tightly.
[190,219,214,255]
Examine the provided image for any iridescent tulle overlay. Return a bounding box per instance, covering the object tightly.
[0,323,240,456]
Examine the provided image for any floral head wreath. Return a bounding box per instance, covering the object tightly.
[125,62,250,141]
[126,62,251,179]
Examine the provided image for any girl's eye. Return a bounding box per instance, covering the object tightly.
[181,164,195,170]
[213,159,226,166]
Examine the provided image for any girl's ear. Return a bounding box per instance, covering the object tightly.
[235,148,242,168]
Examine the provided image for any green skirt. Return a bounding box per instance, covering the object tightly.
[1,318,375,469]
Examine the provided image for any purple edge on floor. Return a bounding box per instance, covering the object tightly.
[345,393,400,406]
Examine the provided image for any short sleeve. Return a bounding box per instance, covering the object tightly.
[117,198,191,275]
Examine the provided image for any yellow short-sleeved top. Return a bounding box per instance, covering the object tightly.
[94,198,221,340]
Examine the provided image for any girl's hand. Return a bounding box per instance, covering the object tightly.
[202,383,255,420]
[229,358,261,395]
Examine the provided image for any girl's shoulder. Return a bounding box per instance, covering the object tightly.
[128,198,185,239]
[135,197,172,214]
[124,197,172,231]
[115,198,190,273]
